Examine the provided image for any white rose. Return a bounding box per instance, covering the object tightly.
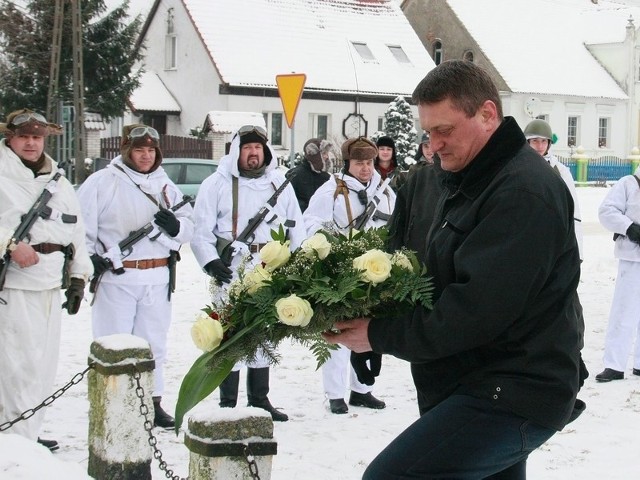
[260,240,291,271]
[243,265,272,294]
[353,249,392,284]
[275,294,313,327]
[391,252,413,272]
[191,313,224,352]
[301,233,331,260]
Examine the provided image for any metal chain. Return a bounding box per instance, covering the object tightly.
[133,369,260,480]
[132,370,186,480]
[242,444,261,480]
[0,364,94,432]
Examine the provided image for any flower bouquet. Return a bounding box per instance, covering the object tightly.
[174,226,433,431]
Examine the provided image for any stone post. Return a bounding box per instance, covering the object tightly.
[627,146,640,175]
[572,146,589,186]
[87,334,156,480]
[186,407,277,480]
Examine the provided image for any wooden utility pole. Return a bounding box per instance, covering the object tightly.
[46,0,64,154]
[71,0,87,184]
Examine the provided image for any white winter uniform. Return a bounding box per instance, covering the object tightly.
[545,153,584,260]
[0,139,92,440]
[191,134,305,370]
[597,166,640,373]
[303,169,396,400]
[304,170,396,235]
[76,156,194,396]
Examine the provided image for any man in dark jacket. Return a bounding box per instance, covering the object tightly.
[325,60,584,479]
[288,138,336,212]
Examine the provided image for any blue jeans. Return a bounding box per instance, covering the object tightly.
[362,394,556,480]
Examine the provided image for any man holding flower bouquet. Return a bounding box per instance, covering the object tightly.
[325,60,585,479]
[191,124,306,422]
[304,136,396,415]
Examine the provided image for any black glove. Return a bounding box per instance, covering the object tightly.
[154,209,180,237]
[204,259,233,284]
[626,223,640,244]
[350,351,382,386]
[90,254,111,276]
[62,278,85,315]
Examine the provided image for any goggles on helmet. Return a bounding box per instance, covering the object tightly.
[10,112,48,127]
[236,125,268,141]
[128,126,160,141]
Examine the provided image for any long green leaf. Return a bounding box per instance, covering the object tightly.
[174,354,235,434]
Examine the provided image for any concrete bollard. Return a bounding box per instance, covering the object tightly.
[87,334,156,480]
[185,406,277,480]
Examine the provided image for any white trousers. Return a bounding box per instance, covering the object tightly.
[603,259,640,371]
[0,288,61,440]
[322,345,372,400]
[92,283,172,396]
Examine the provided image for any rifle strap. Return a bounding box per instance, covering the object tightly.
[113,164,161,208]
[634,174,640,188]
[232,176,238,239]
[333,177,353,226]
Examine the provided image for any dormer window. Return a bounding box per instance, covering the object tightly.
[352,41,375,61]
[388,45,410,64]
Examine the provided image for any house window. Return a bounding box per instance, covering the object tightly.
[598,117,610,148]
[264,112,284,147]
[378,117,385,131]
[352,41,375,61]
[388,45,410,64]
[567,116,580,147]
[141,115,167,135]
[165,8,177,70]
[311,114,330,140]
[433,40,443,65]
[463,50,474,62]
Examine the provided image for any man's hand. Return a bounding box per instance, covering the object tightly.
[90,254,111,276]
[10,242,39,268]
[204,259,233,284]
[62,278,85,315]
[154,209,180,237]
[350,351,382,386]
[626,223,640,244]
[322,318,372,352]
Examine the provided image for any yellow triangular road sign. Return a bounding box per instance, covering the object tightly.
[276,73,306,128]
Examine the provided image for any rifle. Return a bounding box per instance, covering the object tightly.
[217,171,297,265]
[353,177,392,231]
[89,194,192,294]
[0,169,64,291]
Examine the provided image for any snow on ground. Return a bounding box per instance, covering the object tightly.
[2,186,640,479]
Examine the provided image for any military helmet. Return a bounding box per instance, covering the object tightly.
[524,119,553,140]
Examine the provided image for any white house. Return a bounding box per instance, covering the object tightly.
[119,0,436,158]
[401,0,640,159]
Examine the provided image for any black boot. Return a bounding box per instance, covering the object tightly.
[247,367,288,422]
[219,370,240,407]
[153,396,175,430]
[37,437,59,452]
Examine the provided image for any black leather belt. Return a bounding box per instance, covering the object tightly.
[32,243,64,254]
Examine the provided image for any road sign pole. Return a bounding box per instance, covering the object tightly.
[290,126,295,167]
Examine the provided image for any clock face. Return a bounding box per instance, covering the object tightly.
[525,97,541,118]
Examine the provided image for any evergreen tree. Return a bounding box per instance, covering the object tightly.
[379,95,418,169]
[0,0,143,120]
